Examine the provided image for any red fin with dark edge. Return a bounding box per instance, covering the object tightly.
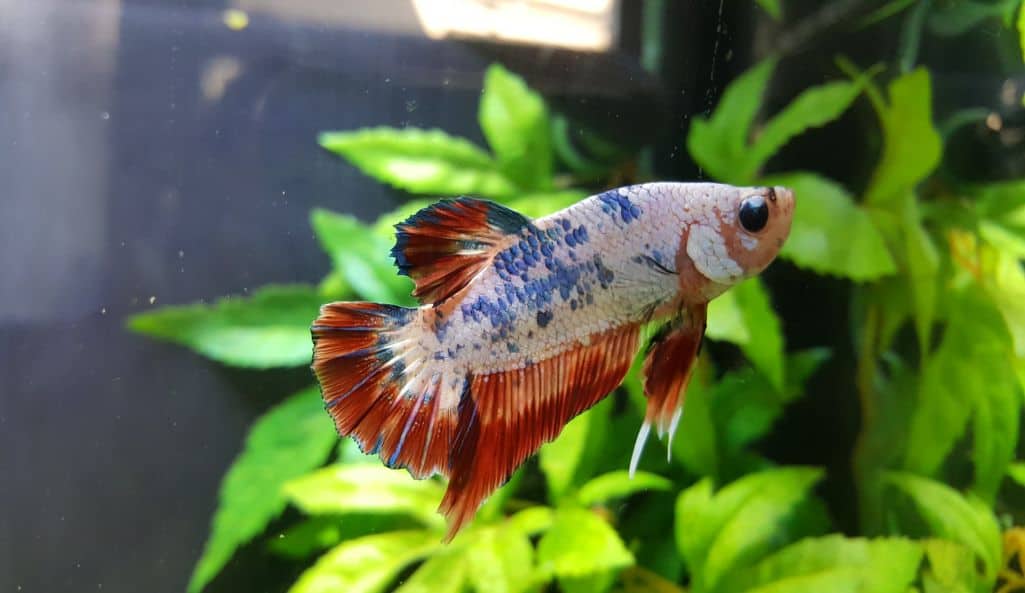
[311,302,462,480]
[438,324,641,540]
[630,304,707,476]
[391,197,530,305]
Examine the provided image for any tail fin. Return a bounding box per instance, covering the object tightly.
[311,302,462,480]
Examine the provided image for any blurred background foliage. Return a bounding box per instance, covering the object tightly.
[129,1,1025,592]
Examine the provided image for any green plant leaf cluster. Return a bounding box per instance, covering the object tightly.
[128,18,1025,593]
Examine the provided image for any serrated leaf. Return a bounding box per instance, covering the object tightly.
[537,508,634,578]
[687,59,777,183]
[887,472,1002,582]
[395,548,467,593]
[904,291,1019,497]
[676,468,825,593]
[769,172,896,280]
[284,465,444,529]
[188,387,337,593]
[466,525,535,593]
[319,127,517,198]
[864,69,942,205]
[311,208,414,305]
[706,277,785,390]
[576,471,672,507]
[479,63,553,191]
[127,284,323,368]
[721,535,922,593]
[743,80,862,181]
[288,530,439,593]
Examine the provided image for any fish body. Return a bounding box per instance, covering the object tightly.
[312,182,795,539]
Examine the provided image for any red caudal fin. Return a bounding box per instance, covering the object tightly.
[630,304,707,476]
[311,302,463,479]
[391,197,530,305]
[439,324,640,540]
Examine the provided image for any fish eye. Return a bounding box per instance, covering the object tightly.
[738,196,769,233]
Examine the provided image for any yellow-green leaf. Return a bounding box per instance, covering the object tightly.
[127,284,324,368]
[479,63,553,191]
[770,172,896,280]
[576,471,673,507]
[864,69,942,205]
[188,387,337,593]
[537,508,634,578]
[319,127,517,198]
[707,277,785,390]
[284,465,444,529]
[289,530,439,593]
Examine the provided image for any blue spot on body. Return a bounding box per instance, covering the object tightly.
[506,342,519,353]
[537,310,553,328]
[560,219,571,231]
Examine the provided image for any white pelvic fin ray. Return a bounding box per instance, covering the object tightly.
[666,407,683,462]
[629,422,652,478]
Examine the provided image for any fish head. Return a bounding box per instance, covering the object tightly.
[676,184,795,300]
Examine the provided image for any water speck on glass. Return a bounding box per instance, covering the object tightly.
[148,296,156,305]
[100,111,110,120]
[178,249,185,259]
[100,307,107,315]
[406,100,417,113]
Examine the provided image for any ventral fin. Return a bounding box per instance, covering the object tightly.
[439,324,640,540]
[630,304,706,477]
[391,197,530,305]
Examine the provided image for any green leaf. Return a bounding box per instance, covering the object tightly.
[127,284,323,368]
[288,530,439,593]
[466,525,535,593]
[537,508,634,578]
[712,349,830,457]
[756,0,782,19]
[921,539,983,593]
[395,548,466,593]
[706,277,785,390]
[507,190,588,218]
[688,57,861,183]
[928,0,1019,36]
[505,506,556,537]
[319,127,517,198]
[539,400,611,502]
[744,80,862,181]
[701,468,825,593]
[283,465,445,529]
[188,387,337,593]
[899,192,940,355]
[1009,462,1025,487]
[903,291,1019,498]
[722,535,922,593]
[687,58,777,183]
[479,63,553,191]
[576,470,673,507]
[769,172,896,280]
[887,472,1002,582]
[670,361,720,478]
[1019,1,1025,63]
[864,69,942,205]
[311,208,414,305]
[676,467,825,593]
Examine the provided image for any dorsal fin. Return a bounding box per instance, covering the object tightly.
[391,197,530,305]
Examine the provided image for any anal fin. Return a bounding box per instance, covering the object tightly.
[630,304,706,476]
[439,324,640,540]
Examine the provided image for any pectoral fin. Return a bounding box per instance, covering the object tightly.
[629,304,706,476]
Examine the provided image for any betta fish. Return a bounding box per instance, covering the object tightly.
[311,182,795,539]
